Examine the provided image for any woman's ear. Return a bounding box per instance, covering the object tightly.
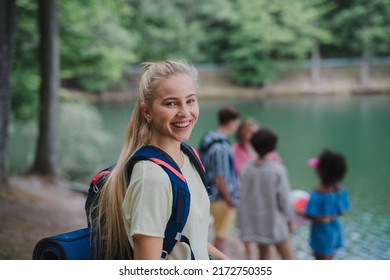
[141,103,152,123]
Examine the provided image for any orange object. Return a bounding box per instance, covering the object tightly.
[294,198,308,214]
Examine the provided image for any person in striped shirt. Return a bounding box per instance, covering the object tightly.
[199,107,241,253]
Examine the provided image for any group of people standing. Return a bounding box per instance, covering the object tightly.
[91,60,350,260]
[198,108,295,260]
[199,107,350,260]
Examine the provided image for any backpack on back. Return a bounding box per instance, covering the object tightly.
[32,143,208,260]
[86,142,207,227]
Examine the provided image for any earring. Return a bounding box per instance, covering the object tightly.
[146,118,151,124]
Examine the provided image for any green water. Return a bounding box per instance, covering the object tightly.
[9,94,390,259]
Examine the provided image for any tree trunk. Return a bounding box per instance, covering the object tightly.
[360,48,370,89]
[30,0,59,178]
[310,38,321,84]
[0,0,16,188]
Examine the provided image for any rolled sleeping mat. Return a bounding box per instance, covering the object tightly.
[32,228,94,260]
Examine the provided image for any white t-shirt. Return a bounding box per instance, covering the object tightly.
[122,153,210,260]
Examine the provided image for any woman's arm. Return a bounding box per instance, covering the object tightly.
[132,234,164,260]
[214,176,235,207]
[208,243,230,260]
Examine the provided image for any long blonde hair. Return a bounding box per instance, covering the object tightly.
[94,60,198,259]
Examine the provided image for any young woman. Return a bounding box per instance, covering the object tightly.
[94,60,227,260]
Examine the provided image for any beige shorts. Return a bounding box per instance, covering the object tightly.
[210,200,236,238]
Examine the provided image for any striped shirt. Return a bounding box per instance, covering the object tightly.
[199,130,240,205]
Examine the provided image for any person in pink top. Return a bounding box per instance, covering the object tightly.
[232,118,283,259]
[232,118,259,175]
[233,118,282,175]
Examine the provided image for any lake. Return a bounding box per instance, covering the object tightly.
[9,94,390,259]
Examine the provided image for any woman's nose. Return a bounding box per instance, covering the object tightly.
[177,104,190,117]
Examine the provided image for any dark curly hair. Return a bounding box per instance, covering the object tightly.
[317,149,347,186]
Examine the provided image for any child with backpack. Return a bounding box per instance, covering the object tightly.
[90,61,227,260]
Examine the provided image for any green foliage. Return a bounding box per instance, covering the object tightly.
[57,101,114,180]
[128,0,204,62]
[11,0,137,120]
[59,0,137,92]
[126,0,238,63]
[331,0,390,58]
[195,0,237,62]
[10,0,390,120]
[226,0,330,86]
[11,0,40,120]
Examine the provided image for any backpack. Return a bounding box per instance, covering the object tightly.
[86,142,209,259]
[198,133,228,155]
[33,143,208,260]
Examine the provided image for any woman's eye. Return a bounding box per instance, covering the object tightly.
[165,101,177,106]
[187,98,197,104]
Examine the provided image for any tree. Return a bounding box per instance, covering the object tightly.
[59,0,136,92]
[309,1,333,83]
[331,0,390,87]
[0,0,16,188]
[10,1,136,122]
[127,0,203,62]
[226,0,330,86]
[195,0,237,63]
[29,0,59,178]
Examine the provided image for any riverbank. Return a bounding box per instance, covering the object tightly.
[75,64,390,103]
[197,64,390,99]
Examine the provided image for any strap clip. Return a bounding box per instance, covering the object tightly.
[160,250,168,260]
[175,232,182,241]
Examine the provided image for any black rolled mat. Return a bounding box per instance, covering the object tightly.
[32,228,94,260]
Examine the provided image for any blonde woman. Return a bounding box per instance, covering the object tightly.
[94,61,227,260]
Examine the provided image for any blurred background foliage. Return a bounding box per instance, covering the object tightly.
[11,0,390,119]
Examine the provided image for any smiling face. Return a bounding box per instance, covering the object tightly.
[142,73,199,148]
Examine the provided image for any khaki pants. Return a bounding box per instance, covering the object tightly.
[210,200,236,238]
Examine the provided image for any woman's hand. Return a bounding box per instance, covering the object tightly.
[208,243,230,260]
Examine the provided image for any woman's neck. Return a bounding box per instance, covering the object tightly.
[149,139,184,167]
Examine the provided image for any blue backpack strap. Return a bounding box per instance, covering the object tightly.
[125,145,195,259]
[180,142,210,195]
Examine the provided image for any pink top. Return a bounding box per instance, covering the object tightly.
[232,143,256,175]
[232,143,282,175]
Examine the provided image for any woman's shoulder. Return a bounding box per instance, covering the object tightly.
[131,160,171,185]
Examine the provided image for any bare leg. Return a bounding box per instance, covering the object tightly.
[258,244,271,260]
[244,242,257,260]
[314,253,333,260]
[275,239,294,260]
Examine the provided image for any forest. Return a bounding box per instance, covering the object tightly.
[0,0,389,186]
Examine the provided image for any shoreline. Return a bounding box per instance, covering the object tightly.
[67,84,390,104]
[67,64,390,103]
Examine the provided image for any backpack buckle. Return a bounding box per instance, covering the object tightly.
[93,184,99,193]
[160,250,168,260]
